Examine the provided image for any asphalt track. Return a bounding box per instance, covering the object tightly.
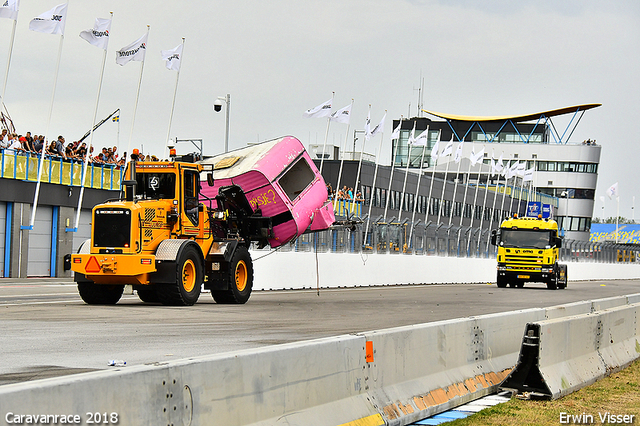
[1,277,640,385]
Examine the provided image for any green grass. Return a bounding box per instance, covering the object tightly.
[446,358,640,426]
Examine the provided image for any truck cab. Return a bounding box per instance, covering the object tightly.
[491,215,567,289]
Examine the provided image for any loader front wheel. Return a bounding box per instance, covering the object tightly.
[78,283,124,305]
[157,244,203,306]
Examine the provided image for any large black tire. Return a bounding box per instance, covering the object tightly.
[212,246,253,304]
[557,265,568,289]
[157,244,203,306]
[78,283,124,305]
[546,278,558,290]
[136,286,160,303]
[496,276,507,288]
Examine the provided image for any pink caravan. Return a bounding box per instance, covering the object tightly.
[199,136,335,248]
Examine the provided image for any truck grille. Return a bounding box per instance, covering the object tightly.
[504,254,544,271]
[94,208,131,248]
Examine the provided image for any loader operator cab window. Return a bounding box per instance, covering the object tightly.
[135,173,175,200]
[184,170,200,226]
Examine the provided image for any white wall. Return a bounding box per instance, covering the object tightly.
[250,250,640,291]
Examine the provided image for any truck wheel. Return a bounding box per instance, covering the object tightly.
[546,278,558,290]
[78,283,124,305]
[157,244,203,306]
[212,246,253,304]
[496,276,507,288]
[136,286,160,303]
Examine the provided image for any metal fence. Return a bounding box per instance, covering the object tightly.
[271,221,639,264]
[1,149,123,190]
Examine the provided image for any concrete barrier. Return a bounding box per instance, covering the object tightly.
[1,297,638,426]
[250,251,640,290]
[360,309,545,425]
[500,303,640,400]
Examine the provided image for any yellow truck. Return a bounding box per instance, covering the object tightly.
[490,215,567,289]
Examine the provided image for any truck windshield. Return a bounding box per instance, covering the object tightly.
[135,173,176,200]
[500,229,554,249]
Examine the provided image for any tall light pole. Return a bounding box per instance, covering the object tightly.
[214,94,230,153]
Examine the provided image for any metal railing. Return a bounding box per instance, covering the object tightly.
[0,149,123,190]
[269,221,639,264]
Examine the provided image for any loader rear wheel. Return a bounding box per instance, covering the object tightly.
[136,286,160,303]
[78,283,124,305]
[157,244,203,306]
[212,246,253,304]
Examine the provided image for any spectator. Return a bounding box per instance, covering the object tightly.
[0,129,7,148]
[6,134,24,154]
[76,143,87,161]
[55,135,66,160]
[46,141,58,157]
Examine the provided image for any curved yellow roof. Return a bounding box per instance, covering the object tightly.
[422,103,601,123]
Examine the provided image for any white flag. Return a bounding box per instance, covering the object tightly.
[407,121,416,145]
[606,182,619,199]
[161,43,183,71]
[391,120,402,140]
[364,110,371,140]
[497,154,504,175]
[329,103,351,124]
[0,0,19,20]
[523,167,534,182]
[430,138,440,161]
[413,128,429,146]
[470,146,484,167]
[116,33,148,66]
[491,151,503,176]
[516,161,526,176]
[29,3,67,35]
[441,139,454,157]
[79,17,111,50]
[303,98,332,118]
[454,142,463,164]
[371,112,386,137]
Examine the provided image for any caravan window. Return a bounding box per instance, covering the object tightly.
[279,157,316,202]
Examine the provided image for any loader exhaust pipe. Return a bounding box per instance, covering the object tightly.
[123,159,137,202]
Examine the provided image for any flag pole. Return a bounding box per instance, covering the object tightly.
[165,37,184,159]
[397,121,416,218]
[364,110,388,239]
[424,130,442,225]
[436,138,453,225]
[408,134,428,245]
[126,25,150,160]
[318,92,335,174]
[485,151,504,253]
[352,105,370,216]
[457,141,476,252]
[448,140,464,226]
[70,12,113,232]
[1,15,17,106]
[473,146,490,256]
[334,99,354,205]
[383,119,404,221]
[27,31,66,230]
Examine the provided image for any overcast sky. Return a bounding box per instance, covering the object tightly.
[1,0,639,219]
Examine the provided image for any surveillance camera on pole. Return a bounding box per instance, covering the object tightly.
[213,99,223,113]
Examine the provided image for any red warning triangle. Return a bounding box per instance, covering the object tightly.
[85,256,102,273]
